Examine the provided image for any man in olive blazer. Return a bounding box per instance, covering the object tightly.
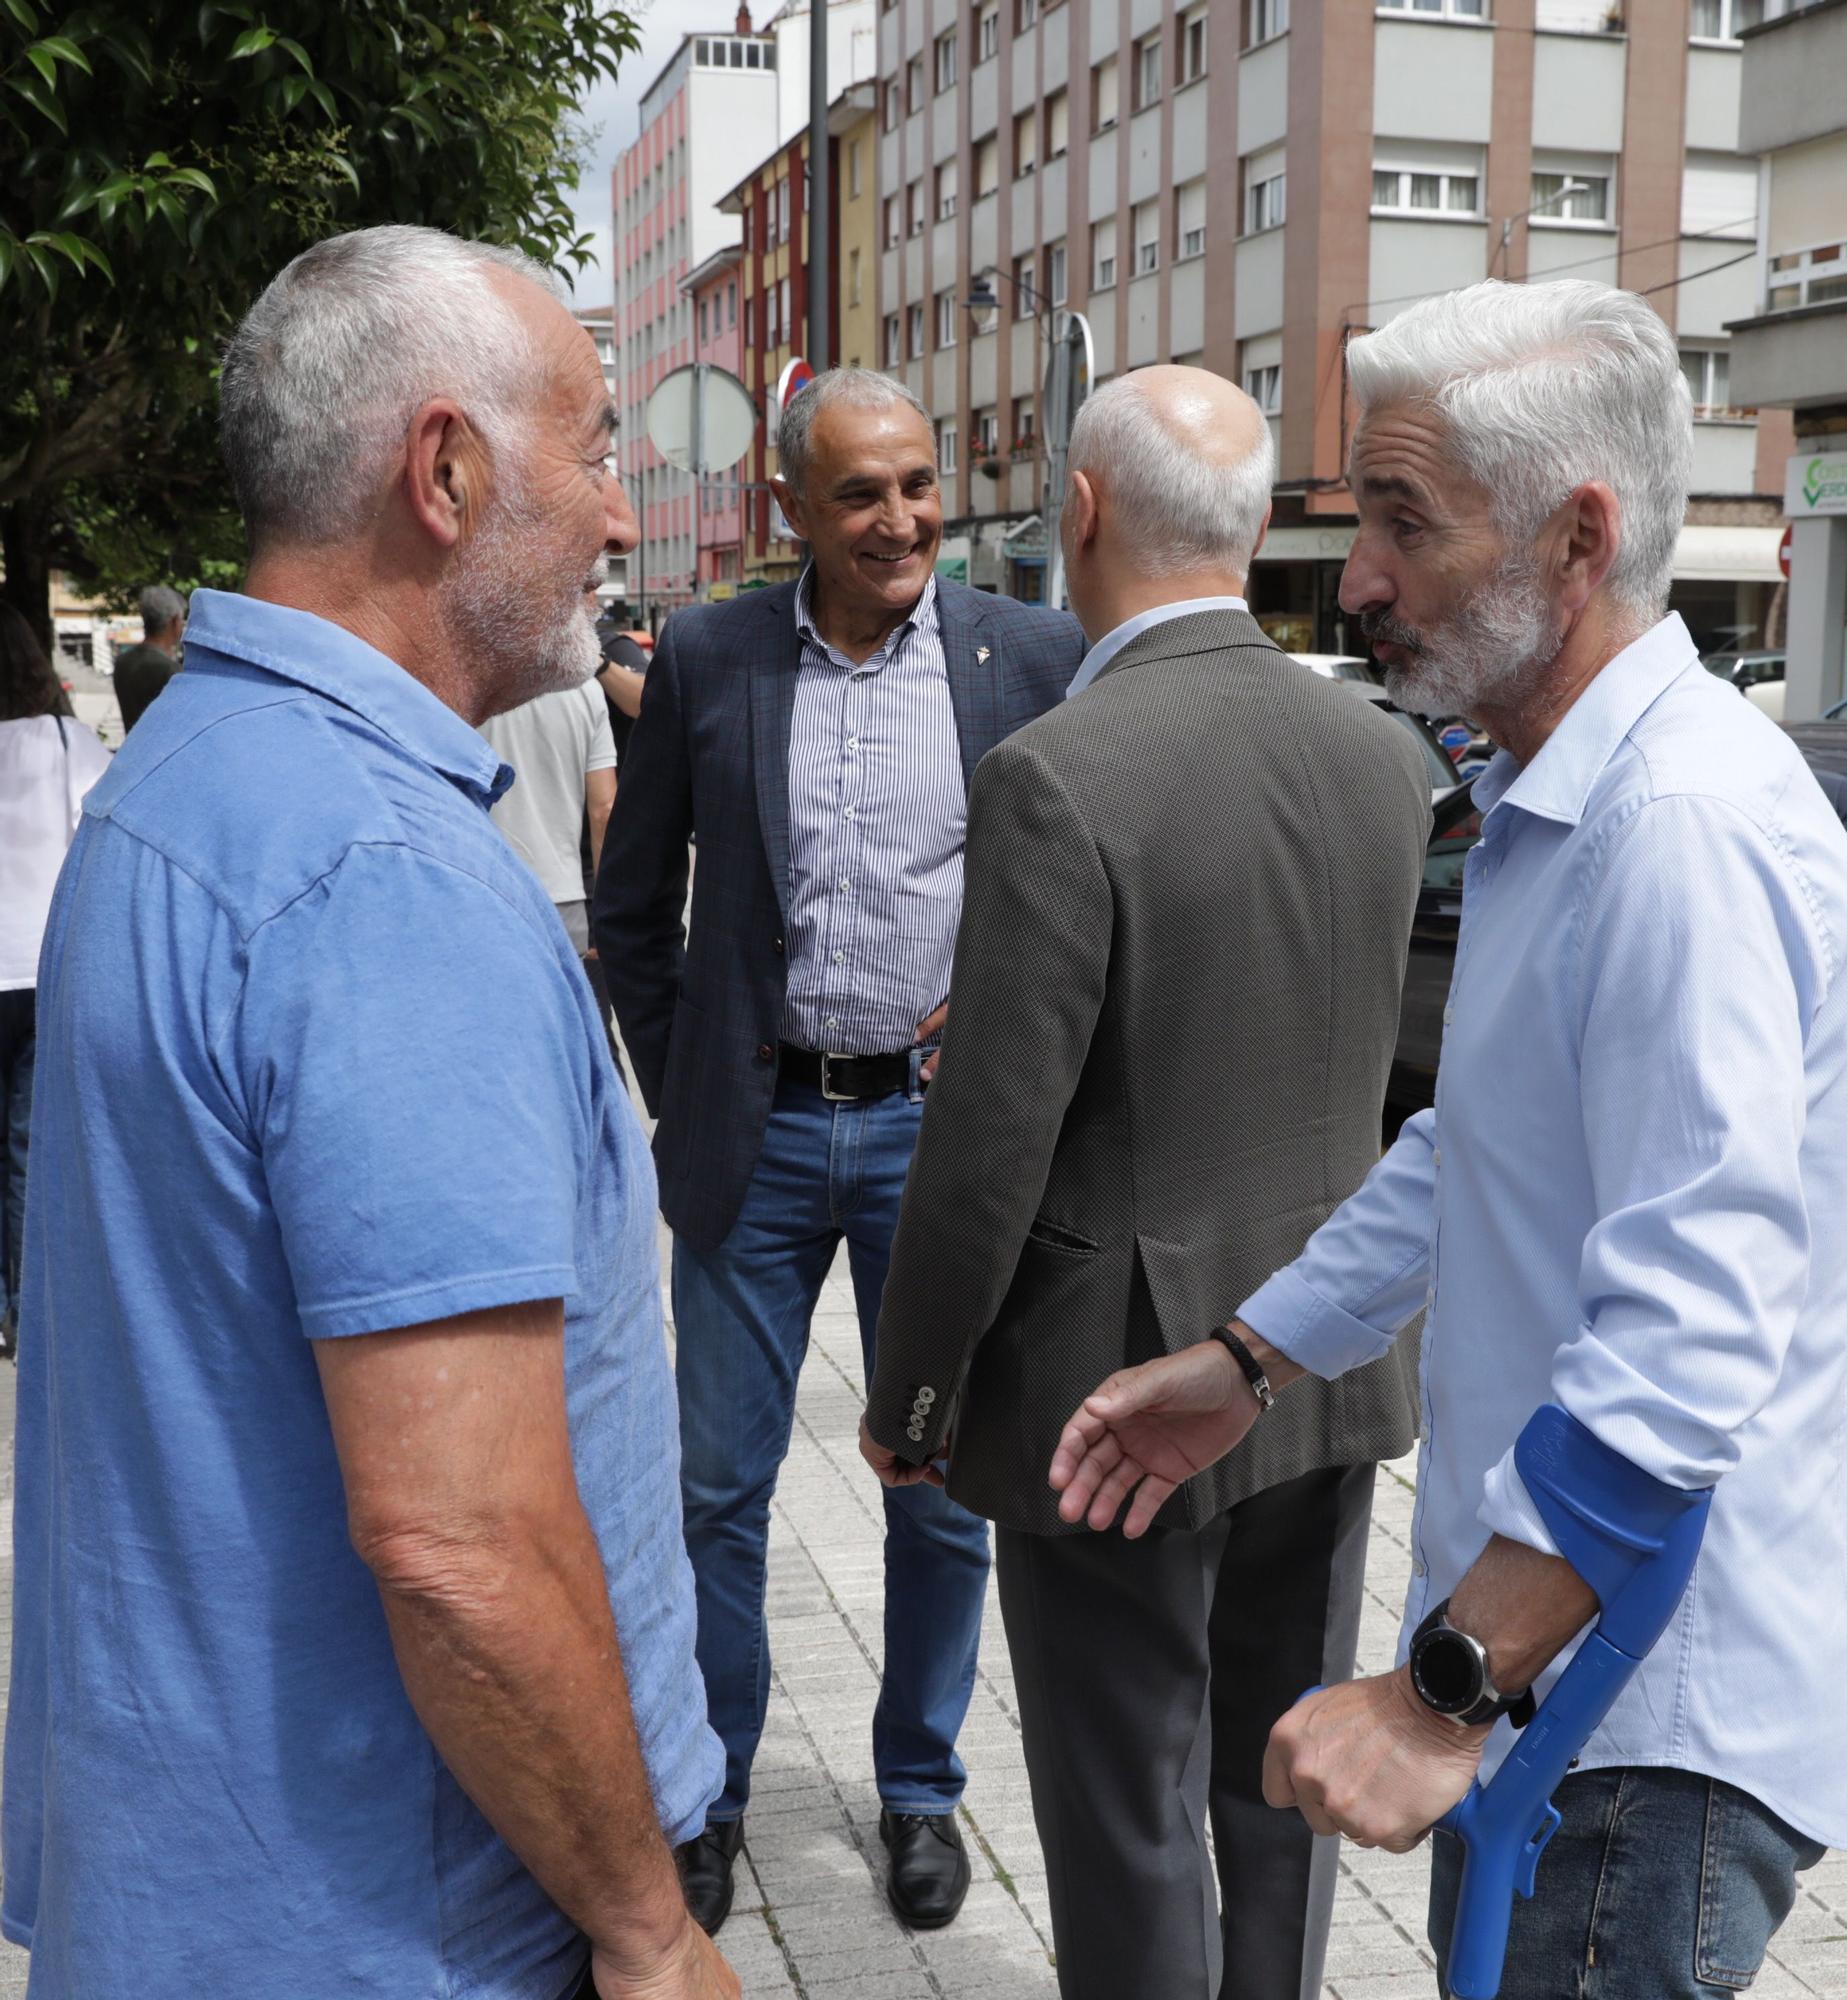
[861,371,1431,2000]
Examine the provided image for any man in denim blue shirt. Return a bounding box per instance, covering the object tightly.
[1053,282,1840,1997]
[4,227,734,2000]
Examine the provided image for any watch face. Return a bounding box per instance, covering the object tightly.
[1413,1630,1482,1713]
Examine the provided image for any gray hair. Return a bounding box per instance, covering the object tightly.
[776,368,933,497]
[1346,279,1693,620]
[220,225,565,548]
[138,585,187,633]
[1066,373,1276,577]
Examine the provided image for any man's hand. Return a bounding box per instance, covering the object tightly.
[859,1413,946,1488]
[1048,1332,1272,1537]
[592,1911,741,1998]
[914,1000,948,1084]
[1262,1671,1486,1854]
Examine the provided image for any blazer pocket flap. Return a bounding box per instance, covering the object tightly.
[1024,1215,1100,1257]
[1135,1232,1213,1358]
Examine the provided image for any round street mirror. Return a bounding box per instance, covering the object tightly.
[646,363,757,477]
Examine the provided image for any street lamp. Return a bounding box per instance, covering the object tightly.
[959,266,1089,608]
[1492,180,1591,276]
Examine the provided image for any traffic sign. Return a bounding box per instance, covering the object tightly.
[1779,525,1792,579]
[645,363,755,477]
[772,357,816,443]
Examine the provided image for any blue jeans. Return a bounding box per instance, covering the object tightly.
[1429,1766,1824,1998]
[672,1070,991,1821]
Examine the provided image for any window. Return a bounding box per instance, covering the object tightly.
[1176,178,1206,259]
[1376,0,1485,16]
[885,312,902,365]
[1134,198,1160,274]
[907,54,925,114]
[745,298,754,344]
[1048,237,1068,305]
[979,4,1000,59]
[728,281,737,327]
[907,301,925,358]
[1179,5,1208,81]
[766,283,779,345]
[975,133,1000,199]
[883,79,901,130]
[1093,55,1119,130]
[1243,0,1290,44]
[908,178,926,235]
[1014,107,1038,176]
[699,298,709,343]
[1690,0,1762,35]
[884,192,902,247]
[1530,166,1610,224]
[1243,362,1281,413]
[1015,0,1039,28]
[1011,251,1038,315]
[1047,88,1069,159]
[936,288,959,347]
[1134,32,1162,110]
[1092,216,1118,289]
[973,405,999,454]
[936,160,959,221]
[1679,346,1738,419]
[780,275,790,342]
[938,418,959,473]
[1371,164,1480,214]
[849,139,862,200]
[849,247,862,307]
[1012,397,1037,451]
[777,177,790,241]
[1767,240,1847,312]
[1243,151,1286,233]
[1681,153,1757,240]
[935,27,958,91]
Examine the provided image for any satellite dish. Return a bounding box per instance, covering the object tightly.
[646,363,756,476]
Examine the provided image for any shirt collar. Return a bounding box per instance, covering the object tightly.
[1472,613,1700,829]
[180,589,510,804]
[1067,596,1251,699]
[793,565,939,658]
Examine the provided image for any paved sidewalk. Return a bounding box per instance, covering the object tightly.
[0,1256,1844,1997]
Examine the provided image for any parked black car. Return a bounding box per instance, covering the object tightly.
[1384,737,1847,1133]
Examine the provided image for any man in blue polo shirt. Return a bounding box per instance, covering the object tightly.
[3,226,735,2000]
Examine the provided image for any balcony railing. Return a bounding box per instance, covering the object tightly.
[1766,239,1847,314]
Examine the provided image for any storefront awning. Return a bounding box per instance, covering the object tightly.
[1671,525,1783,582]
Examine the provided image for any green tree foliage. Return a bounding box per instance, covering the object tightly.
[1,2,636,645]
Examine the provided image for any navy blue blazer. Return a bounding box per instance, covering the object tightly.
[594,577,1086,1253]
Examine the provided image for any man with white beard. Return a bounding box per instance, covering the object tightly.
[1051,278,1844,1998]
[4,227,737,2000]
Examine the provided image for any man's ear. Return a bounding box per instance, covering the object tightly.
[404,399,491,550]
[1249,500,1273,568]
[1066,467,1099,552]
[771,476,807,544]
[1554,481,1621,613]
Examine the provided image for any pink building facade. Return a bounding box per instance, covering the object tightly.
[683,245,747,594]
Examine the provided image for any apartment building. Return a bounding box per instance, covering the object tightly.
[572,305,624,599]
[611,1,876,619]
[875,0,1791,648]
[682,246,748,594]
[1727,0,1846,717]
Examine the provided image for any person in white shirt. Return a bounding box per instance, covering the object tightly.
[0,603,112,1354]
[1050,279,1840,1999]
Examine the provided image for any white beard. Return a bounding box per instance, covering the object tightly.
[1373,561,1563,720]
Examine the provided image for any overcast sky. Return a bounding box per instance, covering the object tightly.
[565,0,717,305]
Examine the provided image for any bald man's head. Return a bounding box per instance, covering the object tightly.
[1065,366,1274,583]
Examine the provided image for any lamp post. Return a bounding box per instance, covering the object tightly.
[1492,179,1591,277]
[962,267,1090,609]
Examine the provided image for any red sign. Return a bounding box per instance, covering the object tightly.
[777,357,815,411]
[1779,525,1792,579]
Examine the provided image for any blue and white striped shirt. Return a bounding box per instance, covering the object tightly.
[781,569,966,1055]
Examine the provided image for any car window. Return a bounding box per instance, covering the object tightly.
[1388,708,1463,793]
[1334,660,1375,682]
[1423,785,1482,891]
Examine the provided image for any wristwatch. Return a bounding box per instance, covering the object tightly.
[1407,1599,1536,1729]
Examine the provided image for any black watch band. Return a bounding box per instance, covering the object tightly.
[1208,1326,1275,1413]
[1408,1598,1537,1729]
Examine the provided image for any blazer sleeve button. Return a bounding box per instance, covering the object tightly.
[756,1043,774,1062]
[773,936,785,955]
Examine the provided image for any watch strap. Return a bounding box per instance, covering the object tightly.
[1209,1325,1275,1412]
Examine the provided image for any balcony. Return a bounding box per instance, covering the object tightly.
[1736,0,1844,156]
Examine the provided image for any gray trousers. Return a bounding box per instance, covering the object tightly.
[995,1460,1376,2000]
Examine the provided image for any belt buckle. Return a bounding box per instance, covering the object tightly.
[820,1052,857,1102]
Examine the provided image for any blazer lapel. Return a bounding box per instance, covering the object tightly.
[936,583,998,794]
[750,592,803,918]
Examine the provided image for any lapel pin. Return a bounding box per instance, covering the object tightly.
[975,646,990,664]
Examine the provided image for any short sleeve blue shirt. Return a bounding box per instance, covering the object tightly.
[3,590,722,1996]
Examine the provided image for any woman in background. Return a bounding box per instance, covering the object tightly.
[0,603,112,1358]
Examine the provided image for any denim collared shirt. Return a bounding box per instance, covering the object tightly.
[1241,615,1847,1845]
[782,568,966,1054]
[4,590,721,1992]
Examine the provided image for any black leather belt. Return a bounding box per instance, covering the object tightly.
[779,1043,912,1101]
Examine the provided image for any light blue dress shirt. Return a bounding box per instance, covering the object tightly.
[4,590,722,1992]
[1066,595,1250,698]
[1240,614,1847,1846]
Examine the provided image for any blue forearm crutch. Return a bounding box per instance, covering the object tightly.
[1431,1404,1712,1998]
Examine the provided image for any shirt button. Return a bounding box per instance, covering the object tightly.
[756,1043,774,1061]
[844,806,857,820]
[1433,1148,1442,1168]
[1412,1556,1427,1577]
[1442,1005,1454,1027]
[839,876,851,891]
[847,737,860,751]
[833,950,845,964]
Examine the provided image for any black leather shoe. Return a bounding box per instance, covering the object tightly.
[879,1808,971,1929]
[675,1817,745,1935]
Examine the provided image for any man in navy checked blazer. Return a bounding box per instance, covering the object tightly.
[595,371,1085,1935]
